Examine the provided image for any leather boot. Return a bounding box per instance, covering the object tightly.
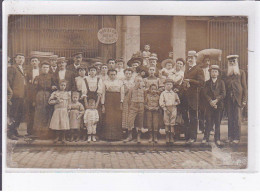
[169,132,174,144]
[166,131,170,144]
[154,131,158,143]
[124,131,133,142]
[148,132,153,143]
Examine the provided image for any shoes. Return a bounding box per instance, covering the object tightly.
[232,140,240,144]
[92,135,96,142]
[169,133,174,144]
[201,139,207,144]
[124,132,133,143]
[137,131,141,144]
[198,130,203,134]
[189,139,195,143]
[210,130,215,135]
[8,134,18,140]
[87,135,91,143]
[225,139,232,143]
[215,140,221,146]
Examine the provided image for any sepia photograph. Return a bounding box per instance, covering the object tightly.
[4,14,249,170]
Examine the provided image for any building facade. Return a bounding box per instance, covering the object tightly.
[8,15,248,70]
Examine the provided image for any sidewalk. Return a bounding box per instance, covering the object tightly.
[8,120,248,152]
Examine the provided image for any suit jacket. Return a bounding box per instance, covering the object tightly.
[25,67,40,102]
[53,69,76,91]
[223,69,247,107]
[49,66,58,75]
[203,78,226,110]
[8,65,27,98]
[184,65,205,110]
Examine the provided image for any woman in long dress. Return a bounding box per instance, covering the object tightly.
[33,61,54,139]
[122,68,135,130]
[101,69,124,141]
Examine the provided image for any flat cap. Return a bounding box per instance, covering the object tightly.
[72,52,83,57]
[14,53,25,57]
[208,64,220,71]
[163,78,174,84]
[57,57,67,64]
[49,55,58,60]
[227,55,239,60]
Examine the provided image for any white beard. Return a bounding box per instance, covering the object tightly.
[227,62,240,76]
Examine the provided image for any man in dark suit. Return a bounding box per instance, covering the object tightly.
[53,57,75,91]
[223,55,247,144]
[67,52,83,75]
[183,50,205,143]
[25,55,41,135]
[202,65,226,146]
[7,53,27,138]
[49,55,59,75]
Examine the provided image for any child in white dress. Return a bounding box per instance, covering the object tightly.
[49,80,71,143]
[84,98,99,142]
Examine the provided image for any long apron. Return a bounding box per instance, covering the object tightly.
[102,91,123,141]
[33,90,53,139]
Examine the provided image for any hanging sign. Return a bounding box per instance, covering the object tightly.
[97,28,118,44]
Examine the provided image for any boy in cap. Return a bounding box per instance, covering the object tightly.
[159,78,180,144]
[202,65,226,146]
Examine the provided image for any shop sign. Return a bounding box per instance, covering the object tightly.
[97,28,118,44]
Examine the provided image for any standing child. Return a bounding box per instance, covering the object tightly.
[69,91,85,142]
[159,79,180,144]
[49,80,71,143]
[125,76,145,143]
[84,98,99,142]
[74,65,88,106]
[142,44,151,67]
[145,84,160,143]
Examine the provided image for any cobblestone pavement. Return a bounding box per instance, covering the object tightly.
[7,144,247,169]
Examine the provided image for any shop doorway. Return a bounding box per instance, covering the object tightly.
[140,16,172,62]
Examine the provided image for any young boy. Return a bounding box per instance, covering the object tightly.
[159,79,180,144]
[84,98,99,142]
[202,65,226,146]
[145,84,160,143]
[125,76,145,143]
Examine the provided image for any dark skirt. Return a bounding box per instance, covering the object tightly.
[33,91,53,139]
[101,91,123,141]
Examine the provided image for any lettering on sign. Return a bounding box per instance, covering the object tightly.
[97,28,118,44]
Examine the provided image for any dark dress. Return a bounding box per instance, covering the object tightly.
[33,73,54,139]
[101,79,124,141]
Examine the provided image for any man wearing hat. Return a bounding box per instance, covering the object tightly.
[7,53,27,138]
[202,65,226,146]
[49,55,59,75]
[183,50,205,143]
[25,55,41,136]
[67,52,84,80]
[53,57,75,91]
[223,55,247,144]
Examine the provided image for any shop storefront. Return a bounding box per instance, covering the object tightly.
[8,15,248,70]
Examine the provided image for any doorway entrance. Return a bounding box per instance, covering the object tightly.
[140,16,172,62]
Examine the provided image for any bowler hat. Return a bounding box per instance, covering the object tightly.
[161,59,174,68]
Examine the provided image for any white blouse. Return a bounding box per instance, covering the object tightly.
[101,79,124,104]
[85,76,103,95]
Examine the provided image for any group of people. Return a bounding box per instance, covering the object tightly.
[7,44,247,146]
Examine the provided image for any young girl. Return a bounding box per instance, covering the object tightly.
[115,58,125,81]
[69,91,85,142]
[74,65,88,107]
[143,66,160,91]
[49,80,71,143]
[142,44,151,67]
[84,98,99,142]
